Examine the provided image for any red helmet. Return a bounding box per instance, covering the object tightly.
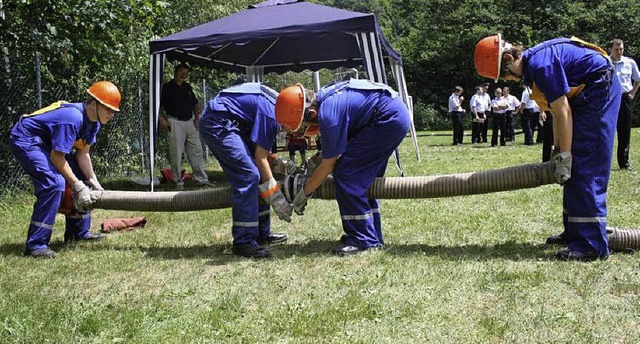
[276,84,310,131]
[474,34,510,82]
[87,81,121,111]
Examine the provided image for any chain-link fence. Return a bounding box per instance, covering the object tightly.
[0,53,153,195]
[0,52,235,196]
[0,57,366,195]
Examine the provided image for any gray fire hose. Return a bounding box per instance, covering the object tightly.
[90,161,639,251]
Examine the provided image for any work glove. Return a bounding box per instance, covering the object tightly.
[271,157,296,176]
[86,175,104,191]
[292,189,310,216]
[551,146,561,159]
[259,177,292,222]
[304,152,322,175]
[71,181,97,212]
[552,151,572,185]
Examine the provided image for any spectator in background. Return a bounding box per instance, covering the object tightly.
[159,63,210,189]
[490,87,508,147]
[469,86,486,144]
[517,86,540,145]
[540,111,554,162]
[480,83,492,142]
[285,130,309,165]
[503,86,520,142]
[610,38,640,170]
[10,81,121,258]
[448,86,465,145]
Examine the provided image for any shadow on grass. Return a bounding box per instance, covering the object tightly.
[98,239,553,263]
[0,238,575,262]
[0,243,25,257]
[385,241,550,261]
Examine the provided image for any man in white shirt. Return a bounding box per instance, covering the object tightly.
[516,86,540,145]
[469,86,487,144]
[610,39,640,170]
[503,87,520,141]
[480,83,492,142]
[448,86,465,145]
[490,88,509,146]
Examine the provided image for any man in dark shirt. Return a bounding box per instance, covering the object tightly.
[159,64,210,188]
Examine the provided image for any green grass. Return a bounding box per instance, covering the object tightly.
[2,130,640,343]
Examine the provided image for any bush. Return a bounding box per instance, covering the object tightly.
[412,101,451,131]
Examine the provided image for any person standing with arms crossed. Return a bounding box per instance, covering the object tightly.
[480,83,492,143]
[469,86,487,144]
[448,86,465,145]
[609,38,640,170]
[159,64,210,189]
[475,34,620,261]
[490,87,508,147]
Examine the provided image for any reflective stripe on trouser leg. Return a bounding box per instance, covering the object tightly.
[563,71,620,256]
[370,159,386,244]
[258,204,272,239]
[334,96,411,249]
[27,188,62,251]
[10,138,65,251]
[65,211,92,239]
[370,200,382,245]
[200,121,260,246]
[64,153,91,239]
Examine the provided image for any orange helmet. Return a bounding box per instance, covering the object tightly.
[87,81,121,111]
[474,34,511,82]
[276,84,310,131]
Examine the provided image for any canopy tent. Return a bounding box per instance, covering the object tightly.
[148,0,420,190]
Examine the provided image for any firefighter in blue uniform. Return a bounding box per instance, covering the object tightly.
[275,80,411,256]
[475,35,621,261]
[199,82,292,259]
[10,81,122,258]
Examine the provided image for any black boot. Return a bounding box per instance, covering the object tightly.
[258,233,288,245]
[64,232,107,244]
[232,244,270,259]
[25,248,56,259]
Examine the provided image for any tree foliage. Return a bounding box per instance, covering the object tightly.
[2,0,640,130]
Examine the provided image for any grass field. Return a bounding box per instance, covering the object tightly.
[1,130,640,343]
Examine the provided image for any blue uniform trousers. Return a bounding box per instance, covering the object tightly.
[334,97,411,249]
[10,138,91,252]
[563,71,621,256]
[200,114,272,247]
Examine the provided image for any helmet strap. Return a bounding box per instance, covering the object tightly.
[95,101,103,123]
